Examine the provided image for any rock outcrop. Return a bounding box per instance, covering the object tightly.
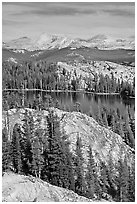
[2,172,93,202]
[57,60,135,88]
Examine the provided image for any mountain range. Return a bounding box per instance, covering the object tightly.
[3,33,135,51]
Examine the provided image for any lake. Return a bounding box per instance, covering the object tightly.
[26,91,135,118]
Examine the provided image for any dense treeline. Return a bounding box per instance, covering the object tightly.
[2,60,58,90]
[2,91,59,111]
[86,72,135,97]
[89,104,135,149]
[2,109,135,201]
[2,60,135,97]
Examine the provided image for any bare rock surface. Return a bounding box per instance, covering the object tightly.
[55,109,134,168]
[2,172,93,202]
[57,60,135,85]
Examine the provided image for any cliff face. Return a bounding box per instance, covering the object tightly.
[2,172,93,202]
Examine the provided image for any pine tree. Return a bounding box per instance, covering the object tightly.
[128,111,135,136]
[110,115,116,132]
[127,124,134,148]
[59,132,75,190]
[115,117,125,140]
[92,152,103,200]
[107,150,117,199]
[127,164,135,201]
[93,73,98,92]
[85,146,96,199]
[93,169,102,200]
[60,131,76,190]
[41,118,50,181]
[116,107,121,119]
[5,107,10,140]
[114,146,129,202]
[21,110,34,174]
[31,113,46,179]
[96,105,104,126]
[123,111,135,148]
[46,110,70,188]
[115,157,129,202]
[31,131,44,178]
[99,161,109,197]
[74,135,85,196]
[66,150,75,191]
[2,127,11,172]
[102,112,108,128]
[11,123,22,173]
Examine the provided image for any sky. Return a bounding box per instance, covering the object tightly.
[2,2,135,42]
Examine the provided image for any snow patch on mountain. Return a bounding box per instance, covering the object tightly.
[12,49,25,54]
[31,51,44,57]
[7,57,17,63]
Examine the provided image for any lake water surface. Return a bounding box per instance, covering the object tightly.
[26,91,135,117]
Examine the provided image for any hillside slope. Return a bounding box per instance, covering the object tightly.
[3,47,135,65]
[58,60,135,84]
[2,108,135,170]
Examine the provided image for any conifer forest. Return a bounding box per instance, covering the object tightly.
[2,2,135,202]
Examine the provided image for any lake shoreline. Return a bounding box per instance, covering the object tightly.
[2,89,120,95]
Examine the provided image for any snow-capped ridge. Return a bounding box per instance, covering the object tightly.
[3,33,135,51]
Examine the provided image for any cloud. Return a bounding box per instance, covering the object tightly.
[11,7,78,16]
[9,3,97,16]
[2,19,27,25]
[2,2,135,42]
[32,8,96,16]
[3,2,134,17]
[103,9,135,17]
